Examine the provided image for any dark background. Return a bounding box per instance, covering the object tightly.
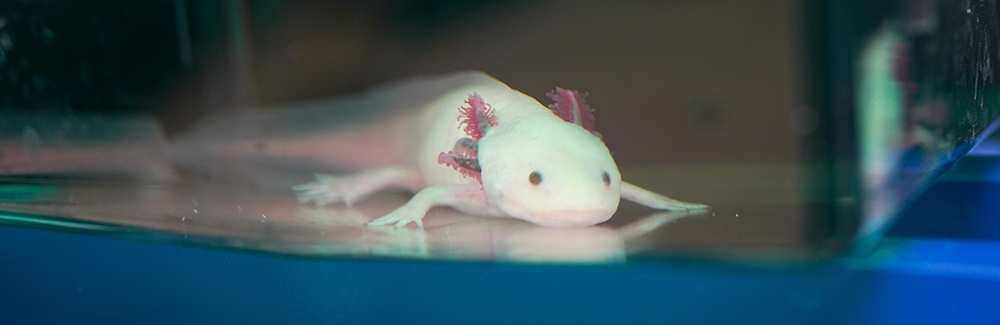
[0,0,805,166]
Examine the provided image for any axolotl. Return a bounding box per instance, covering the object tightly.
[294,71,707,228]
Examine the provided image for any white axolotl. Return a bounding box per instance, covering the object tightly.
[295,71,707,228]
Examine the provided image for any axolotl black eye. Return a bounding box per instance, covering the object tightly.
[529,171,542,185]
[602,171,611,185]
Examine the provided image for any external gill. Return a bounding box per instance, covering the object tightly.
[438,137,482,183]
[546,87,600,138]
[457,93,497,140]
[438,94,499,184]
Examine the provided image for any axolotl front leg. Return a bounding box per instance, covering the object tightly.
[295,134,496,228]
[620,182,707,211]
[294,169,497,228]
[366,184,494,228]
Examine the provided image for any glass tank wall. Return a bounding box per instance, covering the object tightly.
[0,0,997,263]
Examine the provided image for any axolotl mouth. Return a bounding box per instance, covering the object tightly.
[491,189,619,227]
[525,209,616,228]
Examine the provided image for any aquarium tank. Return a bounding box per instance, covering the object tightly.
[1,0,998,264]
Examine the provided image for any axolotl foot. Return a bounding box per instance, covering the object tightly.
[293,174,366,208]
[293,168,423,208]
[366,205,426,228]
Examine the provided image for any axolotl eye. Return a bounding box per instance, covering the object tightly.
[602,171,611,185]
[529,171,542,185]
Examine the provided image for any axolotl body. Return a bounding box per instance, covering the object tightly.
[295,71,706,228]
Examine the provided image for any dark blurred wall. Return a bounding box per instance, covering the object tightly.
[0,0,185,116]
[1,0,804,166]
[248,0,803,165]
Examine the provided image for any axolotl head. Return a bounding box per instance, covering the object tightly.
[477,115,622,228]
